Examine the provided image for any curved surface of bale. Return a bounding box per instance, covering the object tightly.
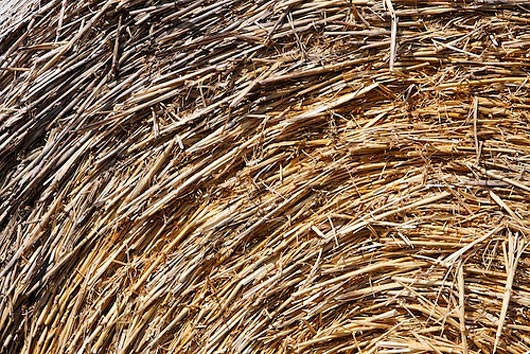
[1,0,530,353]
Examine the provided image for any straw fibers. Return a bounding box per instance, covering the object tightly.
[1,0,530,353]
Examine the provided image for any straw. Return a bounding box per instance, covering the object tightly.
[1,0,530,353]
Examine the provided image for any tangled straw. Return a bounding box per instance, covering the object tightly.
[1,0,530,353]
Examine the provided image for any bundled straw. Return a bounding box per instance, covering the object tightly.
[1,0,530,353]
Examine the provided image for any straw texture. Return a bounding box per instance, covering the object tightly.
[1,0,530,353]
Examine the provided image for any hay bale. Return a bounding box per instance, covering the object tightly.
[1,0,530,353]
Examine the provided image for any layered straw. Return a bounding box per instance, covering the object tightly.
[1,0,530,353]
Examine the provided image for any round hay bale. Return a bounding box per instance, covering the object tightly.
[1,0,530,353]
